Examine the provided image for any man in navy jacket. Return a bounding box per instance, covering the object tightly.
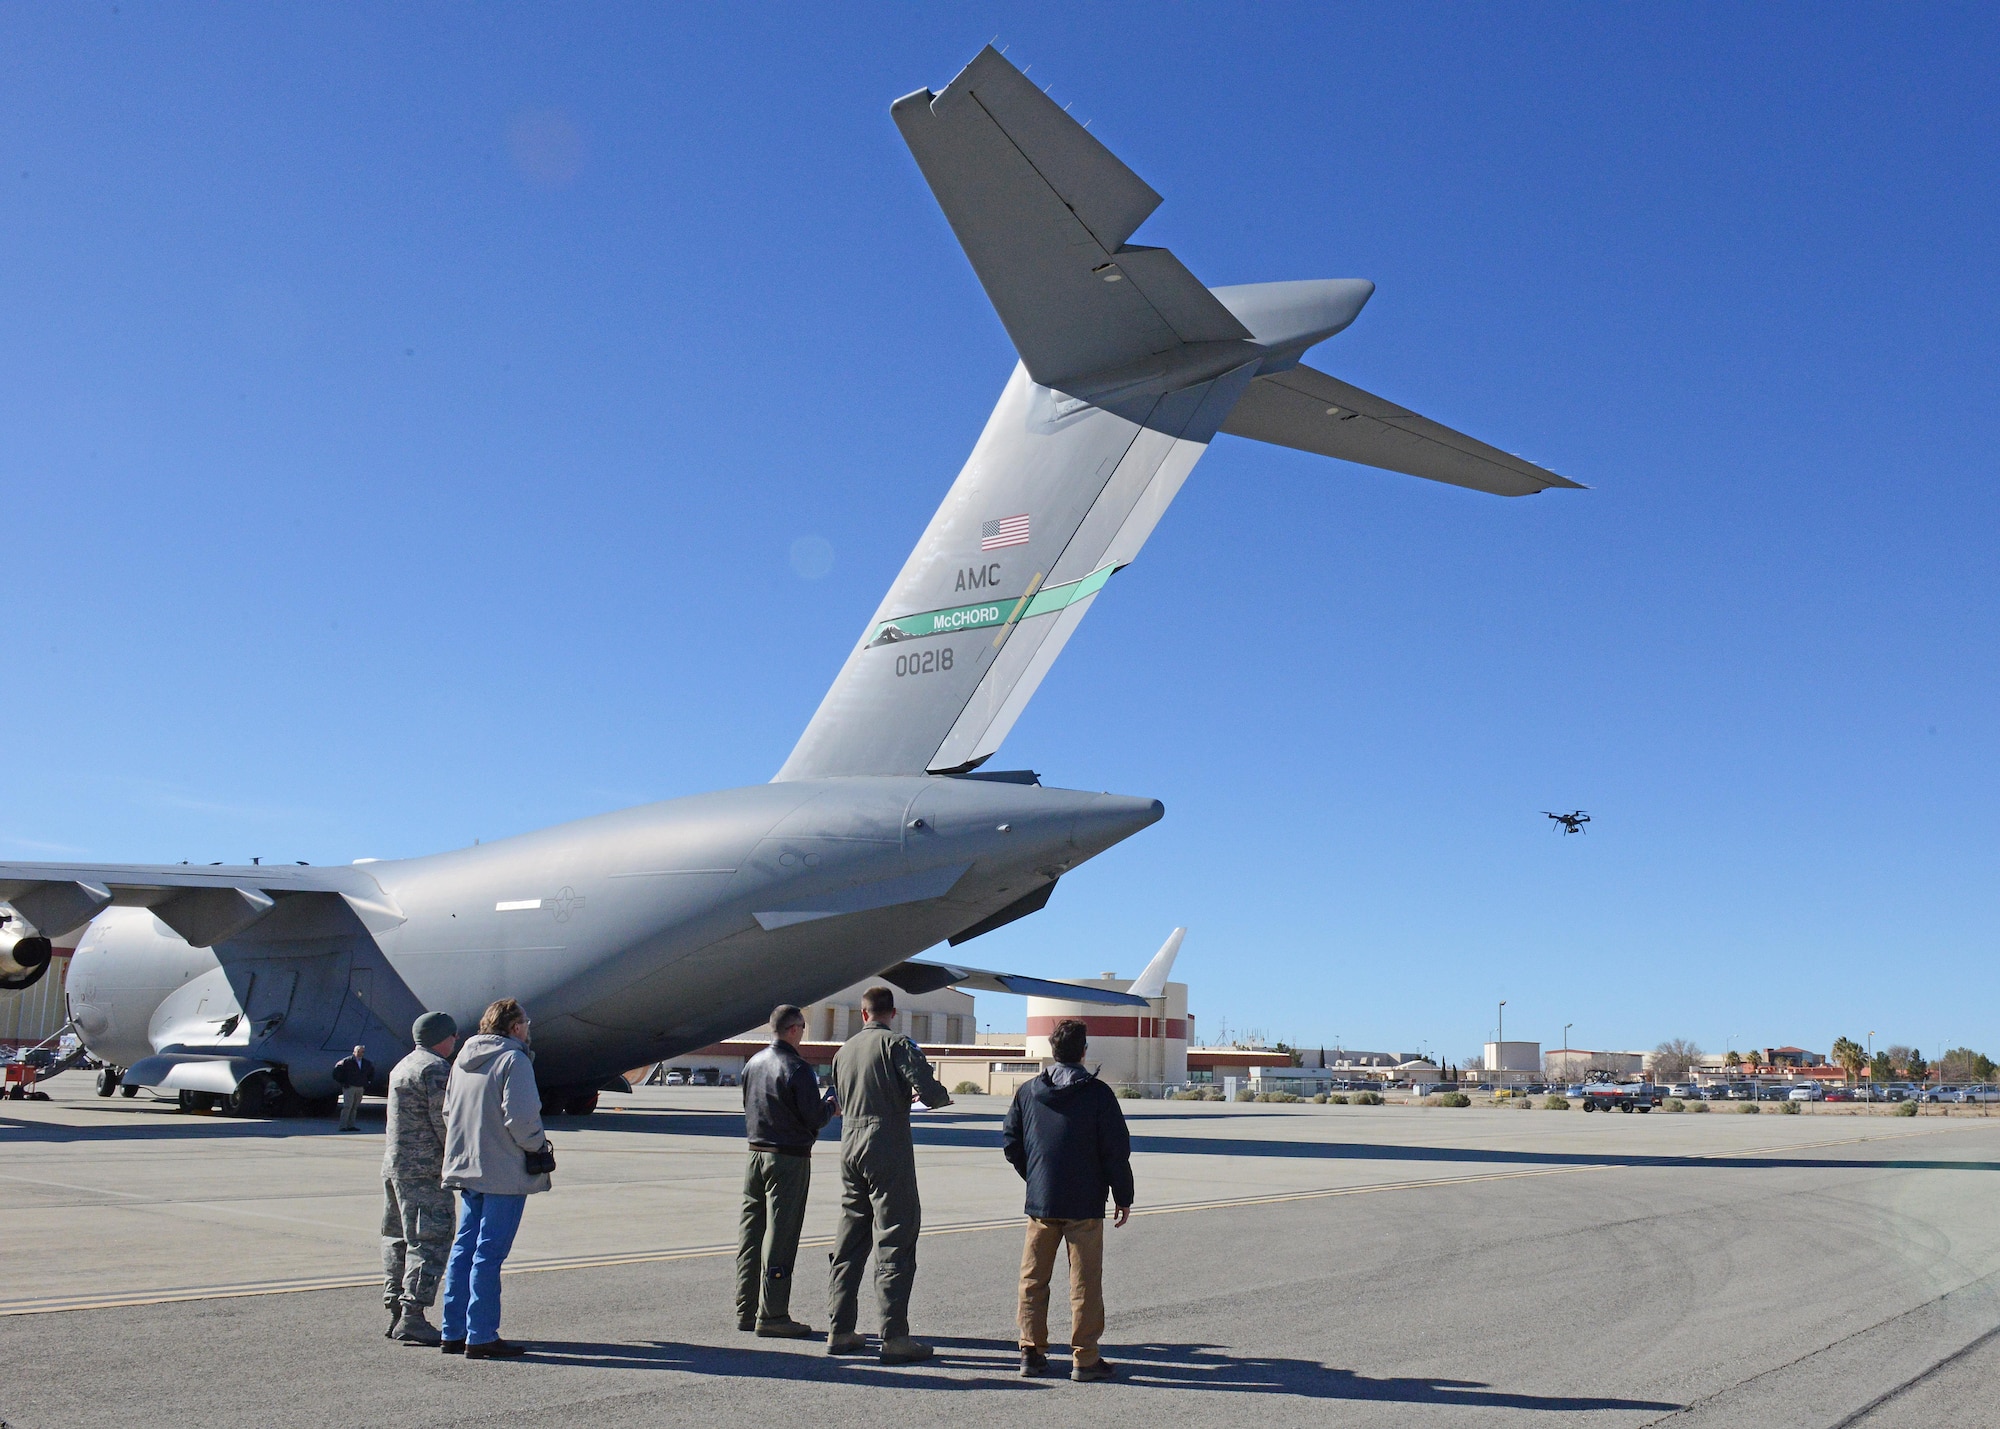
[1001,1018,1134,1382]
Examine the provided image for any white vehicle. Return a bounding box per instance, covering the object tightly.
[1787,1084,1820,1102]
[1959,1085,2000,1104]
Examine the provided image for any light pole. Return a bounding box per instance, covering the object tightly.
[1564,1023,1573,1083]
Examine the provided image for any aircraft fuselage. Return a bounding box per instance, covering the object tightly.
[66,776,1161,1099]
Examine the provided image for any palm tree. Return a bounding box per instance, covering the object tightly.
[1724,1050,1742,1072]
[1831,1036,1866,1085]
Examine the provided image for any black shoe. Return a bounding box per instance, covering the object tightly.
[464,1338,527,1359]
[385,1304,402,1339]
[1020,1347,1049,1377]
[440,1339,465,1355]
[739,1314,757,1332]
[1071,1358,1117,1382]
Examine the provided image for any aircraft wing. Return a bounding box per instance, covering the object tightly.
[880,955,1147,1007]
[1220,363,1582,497]
[0,861,404,945]
[892,45,1250,388]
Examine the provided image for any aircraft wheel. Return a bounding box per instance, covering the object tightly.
[227,1073,282,1118]
[565,1090,599,1117]
[97,1066,121,1097]
[178,1090,218,1113]
[120,1081,139,1097]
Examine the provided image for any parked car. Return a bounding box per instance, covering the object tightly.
[1961,1085,2000,1104]
[1666,1084,1697,1100]
[1787,1084,1821,1102]
[1823,1086,1855,1102]
[1920,1086,1959,1103]
[1756,1083,1792,1101]
[662,1068,689,1086]
[1565,1084,1587,1099]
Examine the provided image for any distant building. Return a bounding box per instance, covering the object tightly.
[1762,1046,1826,1068]
[1484,1041,1542,1080]
[1544,1048,1647,1081]
[1024,973,1189,1089]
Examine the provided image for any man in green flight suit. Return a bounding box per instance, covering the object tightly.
[826,984,953,1364]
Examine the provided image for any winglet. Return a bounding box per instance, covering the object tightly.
[1127,927,1185,1000]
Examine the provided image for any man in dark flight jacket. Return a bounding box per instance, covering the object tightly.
[737,1003,834,1337]
[1002,1017,1134,1382]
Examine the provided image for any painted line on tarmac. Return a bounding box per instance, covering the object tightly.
[0,1123,1966,1318]
[0,1163,1615,1317]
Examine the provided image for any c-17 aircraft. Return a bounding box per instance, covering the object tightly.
[0,49,1576,1116]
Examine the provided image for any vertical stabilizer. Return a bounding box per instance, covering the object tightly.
[1127,927,1185,1000]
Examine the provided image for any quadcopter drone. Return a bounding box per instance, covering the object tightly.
[1544,810,1591,835]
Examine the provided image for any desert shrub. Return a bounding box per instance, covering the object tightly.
[1662,1099,1685,1112]
[1233,1088,1255,1102]
[1895,1099,1919,1117]
[1328,1093,1350,1105]
[1738,1102,1760,1114]
[1204,1088,1225,1101]
[1434,1091,1471,1108]
[1543,1094,1570,1110]
[1779,1099,1801,1114]
[1689,1100,1710,1113]
[1256,1091,1302,1103]
[1352,1090,1384,1106]
[951,1081,984,1096]
[1115,1085,1141,1099]
[1170,1088,1205,1101]
[1310,1093,1328,1104]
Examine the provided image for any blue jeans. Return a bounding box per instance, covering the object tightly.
[439,1190,526,1345]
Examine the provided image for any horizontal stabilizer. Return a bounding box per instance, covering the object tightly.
[882,956,1148,1007]
[894,46,1250,388]
[1220,363,1581,497]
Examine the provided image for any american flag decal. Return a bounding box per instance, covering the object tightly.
[980,513,1031,550]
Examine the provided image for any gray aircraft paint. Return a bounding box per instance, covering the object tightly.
[4,48,1574,1109]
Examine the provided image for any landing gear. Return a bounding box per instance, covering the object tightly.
[542,1088,600,1117]
[177,1090,219,1114]
[225,1072,284,1118]
[565,1090,599,1117]
[96,1065,122,1098]
[120,1082,139,1097]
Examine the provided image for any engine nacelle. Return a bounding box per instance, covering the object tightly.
[0,916,54,991]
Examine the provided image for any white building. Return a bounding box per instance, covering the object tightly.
[1024,973,1189,1090]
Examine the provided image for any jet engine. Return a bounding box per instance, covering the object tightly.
[0,913,54,991]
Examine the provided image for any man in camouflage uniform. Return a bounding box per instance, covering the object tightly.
[826,986,952,1364]
[381,1011,458,1344]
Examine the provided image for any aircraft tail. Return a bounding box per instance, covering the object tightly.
[775,48,1576,782]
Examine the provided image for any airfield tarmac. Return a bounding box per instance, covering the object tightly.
[5,1083,2000,1428]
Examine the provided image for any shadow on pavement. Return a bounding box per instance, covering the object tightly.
[512,1335,1683,1409]
[10,1107,1999,1176]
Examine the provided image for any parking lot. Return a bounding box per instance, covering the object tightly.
[7,1076,2000,1427]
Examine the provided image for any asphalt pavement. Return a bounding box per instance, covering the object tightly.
[5,1082,1999,1428]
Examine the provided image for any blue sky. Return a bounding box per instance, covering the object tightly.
[4,6,1995,1061]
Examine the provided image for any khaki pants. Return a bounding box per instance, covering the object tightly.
[338,1086,364,1130]
[1018,1217,1105,1365]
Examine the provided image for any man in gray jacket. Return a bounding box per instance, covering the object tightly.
[737,1003,834,1338]
[826,986,952,1364]
[438,998,552,1359]
[380,1011,457,1344]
